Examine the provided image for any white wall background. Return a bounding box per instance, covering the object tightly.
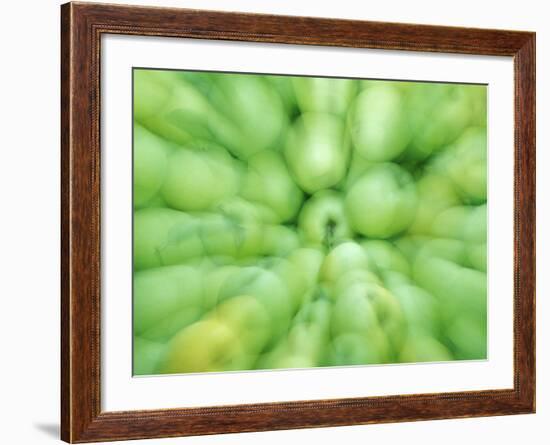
[0,0,546,444]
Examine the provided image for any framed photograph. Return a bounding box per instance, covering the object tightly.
[61,2,535,442]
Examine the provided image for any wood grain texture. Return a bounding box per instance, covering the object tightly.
[60,2,536,442]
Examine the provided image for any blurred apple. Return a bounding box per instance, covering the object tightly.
[241,150,303,223]
[348,82,411,161]
[285,113,350,193]
[298,190,352,248]
[345,163,418,238]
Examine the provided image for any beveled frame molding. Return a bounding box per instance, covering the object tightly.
[61,2,535,442]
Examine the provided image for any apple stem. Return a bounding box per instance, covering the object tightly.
[324,219,337,250]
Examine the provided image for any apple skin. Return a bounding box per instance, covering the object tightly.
[208,295,271,354]
[319,241,371,290]
[133,265,204,342]
[271,247,324,312]
[348,83,411,161]
[462,204,487,272]
[133,337,168,376]
[403,83,472,161]
[133,208,204,270]
[133,124,169,208]
[135,71,222,146]
[431,127,487,204]
[198,213,264,260]
[161,143,241,212]
[407,173,461,235]
[412,255,486,359]
[298,190,352,248]
[241,150,303,223]
[345,163,418,239]
[217,267,293,341]
[360,240,411,277]
[292,77,358,116]
[133,69,172,123]
[207,74,287,160]
[261,225,301,257]
[399,335,452,363]
[159,319,249,374]
[284,113,350,193]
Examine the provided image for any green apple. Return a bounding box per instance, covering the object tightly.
[202,265,241,310]
[133,265,203,341]
[319,241,370,288]
[430,206,472,239]
[413,256,486,331]
[292,77,358,116]
[399,335,453,363]
[241,150,303,223]
[261,225,301,257]
[218,267,293,340]
[160,319,249,374]
[348,83,411,161]
[133,124,169,207]
[408,173,461,235]
[271,247,324,311]
[198,213,264,259]
[446,314,487,360]
[133,69,172,123]
[328,331,389,365]
[161,143,241,212]
[208,295,271,354]
[360,239,410,277]
[338,281,405,352]
[133,337,168,376]
[432,127,487,203]
[208,74,287,159]
[345,163,418,238]
[133,208,204,270]
[462,204,487,270]
[284,113,350,193]
[385,282,441,336]
[404,83,472,160]
[136,73,221,145]
[298,190,352,248]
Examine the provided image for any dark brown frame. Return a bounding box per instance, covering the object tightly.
[61,1,536,442]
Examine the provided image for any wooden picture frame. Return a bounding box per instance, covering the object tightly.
[61,1,536,442]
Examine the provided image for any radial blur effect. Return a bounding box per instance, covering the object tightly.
[132,69,487,376]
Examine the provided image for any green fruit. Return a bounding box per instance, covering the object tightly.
[298,190,352,248]
[133,265,203,341]
[133,337,168,376]
[272,247,324,311]
[218,267,293,339]
[160,320,248,373]
[319,241,370,287]
[432,127,487,203]
[241,150,303,223]
[161,144,240,212]
[292,77,358,116]
[285,113,350,193]
[345,163,418,238]
[208,74,286,159]
[133,208,204,270]
[399,335,453,363]
[261,225,301,257]
[348,83,411,161]
[133,69,172,123]
[133,124,169,207]
[209,295,271,354]
[360,240,410,276]
[198,213,264,259]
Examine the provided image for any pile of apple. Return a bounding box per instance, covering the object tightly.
[133,69,487,375]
